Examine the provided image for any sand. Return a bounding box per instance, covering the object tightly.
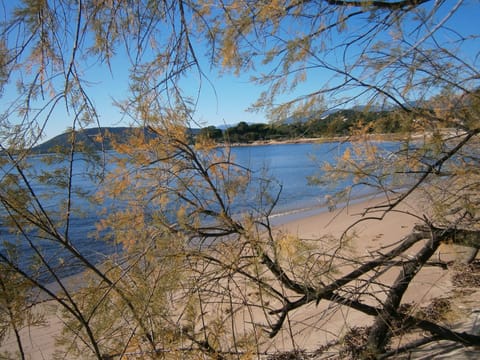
[1,195,478,359]
[266,195,479,357]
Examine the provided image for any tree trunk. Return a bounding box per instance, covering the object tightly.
[366,230,441,355]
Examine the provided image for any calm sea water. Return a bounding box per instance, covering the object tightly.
[231,142,348,216]
[0,141,398,279]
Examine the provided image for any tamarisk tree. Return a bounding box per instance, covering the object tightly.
[0,0,479,358]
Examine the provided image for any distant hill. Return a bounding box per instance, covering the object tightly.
[32,103,413,153]
[33,126,202,154]
[216,122,256,130]
[33,127,137,154]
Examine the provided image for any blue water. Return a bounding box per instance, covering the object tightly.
[0,141,399,280]
[230,143,347,215]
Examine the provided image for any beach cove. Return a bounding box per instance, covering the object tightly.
[2,192,479,359]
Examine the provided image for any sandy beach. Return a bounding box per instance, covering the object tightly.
[1,195,478,359]
[267,195,479,357]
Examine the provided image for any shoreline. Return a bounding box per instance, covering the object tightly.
[2,193,478,359]
[220,132,407,148]
[268,189,391,227]
[216,128,460,149]
[0,194,412,358]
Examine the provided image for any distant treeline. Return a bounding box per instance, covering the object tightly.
[29,109,408,154]
[199,109,406,143]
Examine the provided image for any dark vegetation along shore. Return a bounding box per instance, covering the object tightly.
[33,108,407,154]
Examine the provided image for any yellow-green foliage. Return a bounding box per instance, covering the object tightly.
[1,1,479,358]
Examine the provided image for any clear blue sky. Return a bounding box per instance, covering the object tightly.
[1,0,479,141]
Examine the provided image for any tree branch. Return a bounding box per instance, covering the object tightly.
[324,0,431,10]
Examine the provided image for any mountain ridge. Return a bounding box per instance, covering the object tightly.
[32,106,410,153]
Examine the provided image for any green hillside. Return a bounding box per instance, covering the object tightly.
[33,127,202,154]
[32,127,132,154]
[32,108,407,154]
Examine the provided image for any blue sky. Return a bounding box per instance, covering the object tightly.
[66,51,268,132]
[86,0,478,134]
[1,0,479,141]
